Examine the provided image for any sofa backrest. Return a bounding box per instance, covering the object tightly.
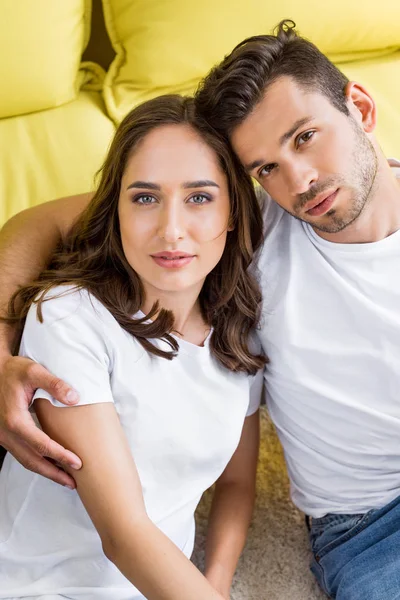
[0,0,91,119]
[100,0,400,122]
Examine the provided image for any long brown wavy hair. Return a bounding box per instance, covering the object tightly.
[6,95,266,374]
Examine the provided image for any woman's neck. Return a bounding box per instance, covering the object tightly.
[141,284,210,346]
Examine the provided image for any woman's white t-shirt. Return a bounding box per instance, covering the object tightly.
[0,287,262,599]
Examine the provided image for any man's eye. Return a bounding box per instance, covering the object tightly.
[297,130,315,147]
[258,164,276,178]
[133,195,156,205]
[188,194,211,204]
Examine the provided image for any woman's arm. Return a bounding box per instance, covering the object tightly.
[204,410,260,598]
[0,193,91,485]
[35,399,226,600]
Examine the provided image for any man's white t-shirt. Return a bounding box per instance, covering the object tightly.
[257,161,400,517]
[0,288,262,599]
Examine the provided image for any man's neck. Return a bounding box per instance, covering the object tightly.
[313,161,400,244]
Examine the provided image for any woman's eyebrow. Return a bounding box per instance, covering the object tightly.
[182,180,219,189]
[126,179,220,191]
[127,181,161,190]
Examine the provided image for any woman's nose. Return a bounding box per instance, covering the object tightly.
[157,204,185,242]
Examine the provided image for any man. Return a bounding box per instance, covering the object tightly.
[1,19,400,599]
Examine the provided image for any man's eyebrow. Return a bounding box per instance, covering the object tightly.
[127,181,161,190]
[279,117,313,145]
[182,180,219,189]
[246,158,266,171]
[245,116,314,172]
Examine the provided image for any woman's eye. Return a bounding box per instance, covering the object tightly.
[297,130,315,147]
[188,194,211,204]
[133,195,156,205]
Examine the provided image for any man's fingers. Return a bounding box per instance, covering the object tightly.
[3,438,77,489]
[0,356,81,486]
[25,362,79,406]
[34,432,82,471]
[8,417,82,470]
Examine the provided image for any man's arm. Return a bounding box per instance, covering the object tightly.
[0,194,91,357]
[0,193,91,486]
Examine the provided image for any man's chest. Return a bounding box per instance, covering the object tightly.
[258,225,400,415]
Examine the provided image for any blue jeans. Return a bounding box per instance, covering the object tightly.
[309,494,400,599]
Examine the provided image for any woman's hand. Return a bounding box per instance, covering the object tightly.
[0,356,82,487]
[205,569,231,599]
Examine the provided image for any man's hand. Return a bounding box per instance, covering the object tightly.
[0,356,82,488]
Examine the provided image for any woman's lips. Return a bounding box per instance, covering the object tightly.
[151,254,195,269]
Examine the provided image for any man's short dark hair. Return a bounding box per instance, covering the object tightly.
[195,20,350,137]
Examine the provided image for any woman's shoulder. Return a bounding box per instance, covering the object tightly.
[26,285,112,330]
[25,285,145,360]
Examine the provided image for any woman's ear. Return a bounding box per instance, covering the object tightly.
[344,81,376,134]
[227,217,235,232]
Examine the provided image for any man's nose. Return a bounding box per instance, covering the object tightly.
[284,161,318,196]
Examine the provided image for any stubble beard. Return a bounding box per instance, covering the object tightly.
[293,120,379,234]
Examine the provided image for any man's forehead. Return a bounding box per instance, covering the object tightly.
[231,79,327,158]
[242,79,321,128]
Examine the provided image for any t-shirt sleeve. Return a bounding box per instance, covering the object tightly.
[255,184,285,237]
[19,288,115,409]
[246,368,264,416]
[388,158,400,180]
[245,331,265,417]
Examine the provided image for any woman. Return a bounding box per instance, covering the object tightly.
[0,95,266,600]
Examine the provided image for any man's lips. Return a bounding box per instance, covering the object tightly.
[305,189,339,217]
[150,251,195,269]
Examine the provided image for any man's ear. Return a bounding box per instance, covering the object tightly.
[344,81,376,134]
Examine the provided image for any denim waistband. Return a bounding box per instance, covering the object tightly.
[305,511,365,532]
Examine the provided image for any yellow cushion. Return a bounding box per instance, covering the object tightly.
[0,91,115,227]
[341,52,400,157]
[102,0,400,123]
[0,0,91,119]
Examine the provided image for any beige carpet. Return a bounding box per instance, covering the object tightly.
[193,406,327,599]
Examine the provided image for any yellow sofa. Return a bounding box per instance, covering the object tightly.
[0,1,399,597]
[1,0,399,228]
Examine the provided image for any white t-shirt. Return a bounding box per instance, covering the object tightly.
[256,161,400,517]
[0,287,262,600]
